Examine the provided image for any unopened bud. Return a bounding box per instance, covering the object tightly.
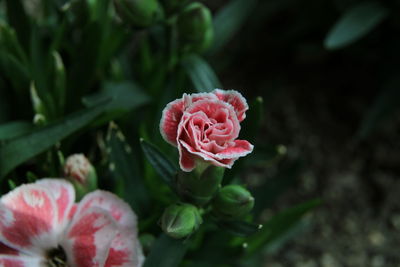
[113,0,164,27]
[212,185,254,218]
[64,154,97,198]
[176,2,213,53]
[161,203,202,239]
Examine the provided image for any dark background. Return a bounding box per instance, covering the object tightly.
[208,0,400,266]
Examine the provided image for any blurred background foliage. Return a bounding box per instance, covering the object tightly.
[1,0,400,266]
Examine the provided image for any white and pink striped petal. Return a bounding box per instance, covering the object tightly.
[0,184,58,255]
[212,89,248,122]
[105,231,144,267]
[0,255,42,267]
[63,207,118,267]
[76,190,137,231]
[35,179,75,232]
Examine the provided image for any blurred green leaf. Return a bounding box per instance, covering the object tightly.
[0,121,32,140]
[140,139,178,188]
[357,78,400,139]
[143,234,189,267]
[324,1,388,50]
[0,100,109,179]
[218,220,262,237]
[5,0,30,52]
[52,51,66,116]
[106,122,150,216]
[245,199,321,256]
[210,0,258,54]
[83,81,150,112]
[0,51,30,93]
[182,54,221,93]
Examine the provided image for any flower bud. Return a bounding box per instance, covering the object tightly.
[212,185,254,218]
[176,2,213,53]
[113,0,164,28]
[64,154,97,199]
[161,203,202,239]
[176,165,224,206]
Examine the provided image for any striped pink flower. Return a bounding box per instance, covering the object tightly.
[0,179,143,267]
[160,89,254,172]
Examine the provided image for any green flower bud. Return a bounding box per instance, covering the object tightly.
[64,154,98,199]
[161,203,202,239]
[212,185,255,218]
[113,0,164,27]
[176,2,213,53]
[176,165,224,206]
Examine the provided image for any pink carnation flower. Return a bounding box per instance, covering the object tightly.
[160,89,254,172]
[0,179,143,267]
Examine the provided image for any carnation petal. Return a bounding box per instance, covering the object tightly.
[105,231,144,267]
[214,140,254,160]
[35,179,75,231]
[178,142,196,172]
[76,190,137,231]
[213,89,248,122]
[0,255,42,267]
[0,184,58,255]
[63,207,118,267]
[180,140,234,169]
[160,98,185,146]
[0,242,19,255]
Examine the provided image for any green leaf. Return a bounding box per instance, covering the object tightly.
[106,122,150,216]
[210,0,258,54]
[52,51,66,116]
[324,1,388,50]
[245,199,321,255]
[218,220,262,237]
[143,234,189,267]
[0,100,109,179]
[83,81,150,112]
[140,139,177,188]
[0,121,32,140]
[182,54,221,93]
[4,0,31,52]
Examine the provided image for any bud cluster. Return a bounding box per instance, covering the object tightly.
[113,0,214,53]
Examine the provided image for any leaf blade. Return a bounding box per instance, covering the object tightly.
[143,234,189,267]
[0,100,109,178]
[182,55,221,93]
[324,1,388,50]
[246,199,321,255]
[140,139,177,188]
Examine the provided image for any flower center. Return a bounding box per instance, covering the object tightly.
[46,245,68,267]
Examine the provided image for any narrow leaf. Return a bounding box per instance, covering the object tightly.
[218,220,262,237]
[0,100,109,178]
[5,0,30,52]
[182,55,221,93]
[0,121,32,140]
[245,199,321,255]
[143,234,189,267]
[210,0,258,54]
[324,1,388,50]
[83,81,149,112]
[106,122,149,216]
[140,139,177,188]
